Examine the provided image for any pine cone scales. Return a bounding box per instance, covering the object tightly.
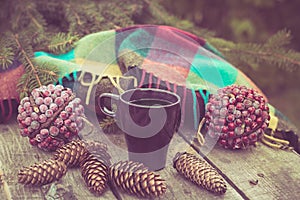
[84,140,108,152]
[84,140,111,166]
[91,148,112,166]
[53,140,89,168]
[173,152,227,195]
[18,159,67,186]
[80,154,109,195]
[109,161,167,197]
[99,116,119,134]
[53,140,111,167]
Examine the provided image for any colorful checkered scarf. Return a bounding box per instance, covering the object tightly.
[1,25,298,151]
[34,25,271,127]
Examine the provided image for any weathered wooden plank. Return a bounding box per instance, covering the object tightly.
[183,127,300,200]
[204,144,300,200]
[0,119,117,200]
[158,135,244,200]
[2,117,300,200]
[104,132,244,200]
[0,121,48,200]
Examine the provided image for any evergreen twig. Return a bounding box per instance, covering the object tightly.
[13,34,42,87]
[47,33,78,54]
[208,29,300,71]
[0,44,14,70]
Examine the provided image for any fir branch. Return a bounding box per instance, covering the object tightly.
[146,1,215,38]
[63,2,83,26]
[208,30,300,71]
[27,12,44,30]
[220,45,300,70]
[47,32,78,54]
[37,67,58,76]
[0,38,14,70]
[17,73,38,98]
[11,1,46,32]
[13,34,42,87]
[17,64,59,98]
[265,29,292,48]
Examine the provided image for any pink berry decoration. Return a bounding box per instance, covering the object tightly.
[205,85,270,149]
[17,84,85,151]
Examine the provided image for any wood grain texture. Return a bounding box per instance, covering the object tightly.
[106,133,243,200]
[0,119,116,200]
[183,126,300,200]
[1,118,300,200]
[205,144,300,200]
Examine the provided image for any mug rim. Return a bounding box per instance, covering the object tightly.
[119,88,181,108]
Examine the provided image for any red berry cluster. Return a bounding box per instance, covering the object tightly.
[205,85,270,149]
[17,84,85,151]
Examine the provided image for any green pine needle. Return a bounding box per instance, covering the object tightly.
[265,29,292,49]
[0,45,14,70]
[47,32,79,54]
[208,29,300,71]
[17,64,59,99]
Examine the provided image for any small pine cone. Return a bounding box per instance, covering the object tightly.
[80,154,109,195]
[99,116,119,134]
[84,140,111,166]
[53,140,89,168]
[173,152,227,195]
[84,140,108,152]
[18,159,67,186]
[109,160,167,198]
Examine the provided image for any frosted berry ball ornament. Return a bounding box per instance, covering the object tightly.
[205,85,270,149]
[17,84,85,151]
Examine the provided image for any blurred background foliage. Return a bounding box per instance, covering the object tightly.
[159,0,300,129]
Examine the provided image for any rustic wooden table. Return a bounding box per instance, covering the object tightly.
[0,116,300,200]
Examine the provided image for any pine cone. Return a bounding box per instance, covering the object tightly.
[99,116,119,134]
[18,159,67,186]
[109,160,167,198]
[84,140,108,152]
[173,152,227,195]
[80,154,109,195]
[53,140,89,168]
[84,141,111,166]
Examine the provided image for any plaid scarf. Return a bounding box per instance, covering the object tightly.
[34,25,272,127]
[2,25,298,151]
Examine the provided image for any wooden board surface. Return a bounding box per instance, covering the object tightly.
[106,133,244,200]
[182,130,300,200]
[0,118,300,200]
[205,143,300,200]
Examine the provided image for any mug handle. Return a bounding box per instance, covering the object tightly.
[98,93,120,117]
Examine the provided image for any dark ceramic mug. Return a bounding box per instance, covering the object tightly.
[98,88,181,170]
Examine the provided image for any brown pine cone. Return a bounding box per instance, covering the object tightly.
[80,154,109,195]
[99,116,119,134]
[173,152,227,195]
[109,160,167,198]
[18,159,67,186]
[84,140,111,166]
[53,140,89,168]
[84,140,108,152]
